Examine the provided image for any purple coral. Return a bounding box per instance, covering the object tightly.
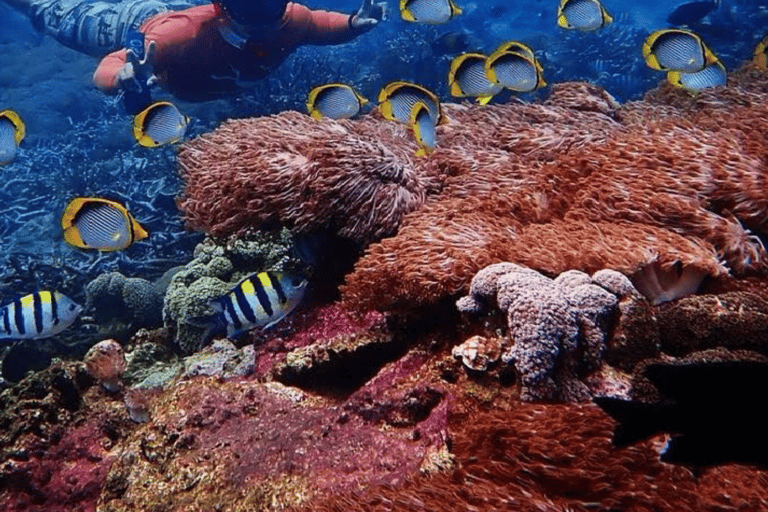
[458,264,623,402]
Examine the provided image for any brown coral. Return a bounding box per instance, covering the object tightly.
[341,70,768,314]
[84,339,127,392]
[177,112,431,244]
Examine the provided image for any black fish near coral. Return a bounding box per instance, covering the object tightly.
[594,360,768,467]
[61,197,149,251]
[666,0,719,26]
[0,109,25,166]
[484,50,546,93]
[0,291,82,341]
[409,100,436,156]
[667,59,726,92]
[191,271,308,342]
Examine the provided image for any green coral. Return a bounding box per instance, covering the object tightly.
[163,230,309,355]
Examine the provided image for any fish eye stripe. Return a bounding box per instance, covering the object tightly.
[51,291,59,324]
[234,284,258,324]
[223,296,243,330]
[3,306,10,335]
[32,291,44,334]
[13,298,25,335]
[267,272,287,305]
[254,277,275,316]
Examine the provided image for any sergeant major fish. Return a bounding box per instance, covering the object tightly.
[190,271,308,344]
[0,291,83,341]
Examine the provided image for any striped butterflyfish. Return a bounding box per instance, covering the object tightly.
[0,291,82,341]
[642,29,717,72]
[204,271,308,340]
[484,50,546,93]
[557,0,612,31]
[754,35,768,71]
[399,0,462,24]
[0,109,25,166]
[378,81,447,126]
[667,59,726,92]
[133,101,189,147]
[306,83,367,120]
[409,101,437,156]
[448,53,503,105]
[61,197,148,251]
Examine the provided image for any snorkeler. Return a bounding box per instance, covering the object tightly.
[3,0,386,109]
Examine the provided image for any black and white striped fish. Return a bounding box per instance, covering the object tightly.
[191,271,308,343]
[0,291,83,341]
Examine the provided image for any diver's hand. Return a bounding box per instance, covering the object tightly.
[350,0,387,29]
[116,40,158,93]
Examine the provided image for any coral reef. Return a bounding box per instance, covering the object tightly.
[162,232,306,355]
[83,339,127,392]
[338,71,768,314]
[84,271,169,341]
[177,112,435,244]
[457,264,623,402]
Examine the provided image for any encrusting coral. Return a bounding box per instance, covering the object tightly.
[457,263,627,402]
[83,339,127,392]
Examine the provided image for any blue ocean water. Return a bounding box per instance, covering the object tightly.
[0,0,766,359]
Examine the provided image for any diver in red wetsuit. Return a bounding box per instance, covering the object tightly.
[4,0,385,104]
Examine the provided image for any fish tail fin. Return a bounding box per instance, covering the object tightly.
[185,312,226,349]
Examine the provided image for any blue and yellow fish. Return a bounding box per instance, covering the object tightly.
[754,35,768,71]
[484,49,546,93]
[61,197,149,252]
[0,109,25,166]
[0,291,82,341]
[642,28,717,72]
[306,83,367,120]
[557,0,612,31]
[400,0,462,24]
[409,101,437,156]
[133,101,189,147]
[667,59,726,92]
[448,53,503,105]
[192,271,308,342]
[378,81,446,126]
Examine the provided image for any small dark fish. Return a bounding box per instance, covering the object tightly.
[306,83,367,120]
[595,359,768,467]
[133,101,189,147]
[666,0,719,26]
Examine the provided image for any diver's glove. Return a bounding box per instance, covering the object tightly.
[116,40,158,94]
[350,0,387,30]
